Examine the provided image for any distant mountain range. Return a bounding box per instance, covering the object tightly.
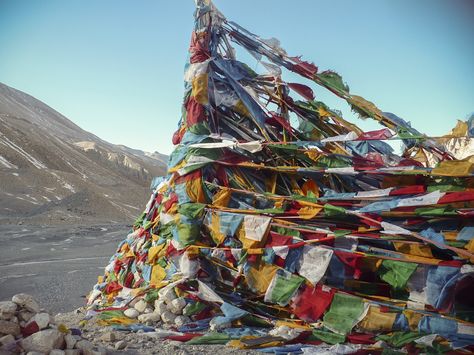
[0,82,167,224]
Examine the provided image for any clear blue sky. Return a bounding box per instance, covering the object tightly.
[0,0,472,155]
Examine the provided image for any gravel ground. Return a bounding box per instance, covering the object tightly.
[0,224,127,312]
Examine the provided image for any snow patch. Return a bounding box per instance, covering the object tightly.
[0,134,47,169]
[0,155,18,169]
[15,196,39,205]
[49,171,76,193]
[65,161,88,179]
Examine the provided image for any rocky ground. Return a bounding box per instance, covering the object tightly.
[0,293,259,355]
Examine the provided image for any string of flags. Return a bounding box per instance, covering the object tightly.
[86,0,474,353]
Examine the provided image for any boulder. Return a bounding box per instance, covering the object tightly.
[114,340,127,350]
[168,298,186,315]
[133,300,148,313]
[0,320,20,336]
[64,334,77,349]
[11,294,40,313]
[0,301,17,320]
[18,310,35,322]
[154,300,167,314]
[0,334,15,346]
[98,331,115,342]
[75,339,93,352]
[123,308,139,319]
[174,315,191,327]
[137,312,160,323]
[31,313,50,330]
[160,311,176,324]
[20,329,64,353]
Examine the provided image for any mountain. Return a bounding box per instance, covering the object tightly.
[0,82,167,224]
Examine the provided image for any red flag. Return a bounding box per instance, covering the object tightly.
[288,82,315,101]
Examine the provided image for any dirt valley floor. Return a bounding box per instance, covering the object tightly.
[0,224,127,313]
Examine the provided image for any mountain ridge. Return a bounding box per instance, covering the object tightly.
[0,82,167,224]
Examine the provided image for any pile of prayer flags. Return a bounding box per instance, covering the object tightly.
[87,1,474,353]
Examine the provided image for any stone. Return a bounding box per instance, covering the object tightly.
[22,321,40,337]
[18,310,35,322]
[31,313,50,330]
[0,320,20,336]
[137,313,160,323]
[143,307,154,314]
[133,300,148,313]
[114,340,127,350]
[123,308,139,319]
[64,350,81,355]
[174,315,191,327]
[161,288,177,304]
[64,334,77,349]
[75,339,93,351]
[0,301,17,320]
[20,329,64,353]
[50,350,66,355]
[154,300,167,315]
[83,350,104,355]
[98,331,115,342]
[160,311,176,324]
[167,298,186,315]
[26,352,45,355]
[0,334,15,345]
[11,294,40,313]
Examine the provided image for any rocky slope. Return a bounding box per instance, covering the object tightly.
[0,82,167,224]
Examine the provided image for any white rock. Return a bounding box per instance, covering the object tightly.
[209,317,231,331]
[0,334,15,345]
[98,331,116,342]
[26,352,45,355]
[174,315,191,327]
[32,313,50,330]
[114,340,127,350]
[124,308,139,319]
[161,288,177,304]
[144,307,154,314]
[64,334,77,349]
[167,298,186,315]
[83,350,104,355]
[18,310,35,322]
[75,339,93,351]
[12,293,40,313]
[160,311,176,324]
[64,350,81,355]
[154,300,167,315]
[50,350,66,355]
[0,301,17,319]
[20,329,64,353]
[10,316,19,324]
[137,313,160,323]
[0,319,20,336]
[133,300,148,313]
